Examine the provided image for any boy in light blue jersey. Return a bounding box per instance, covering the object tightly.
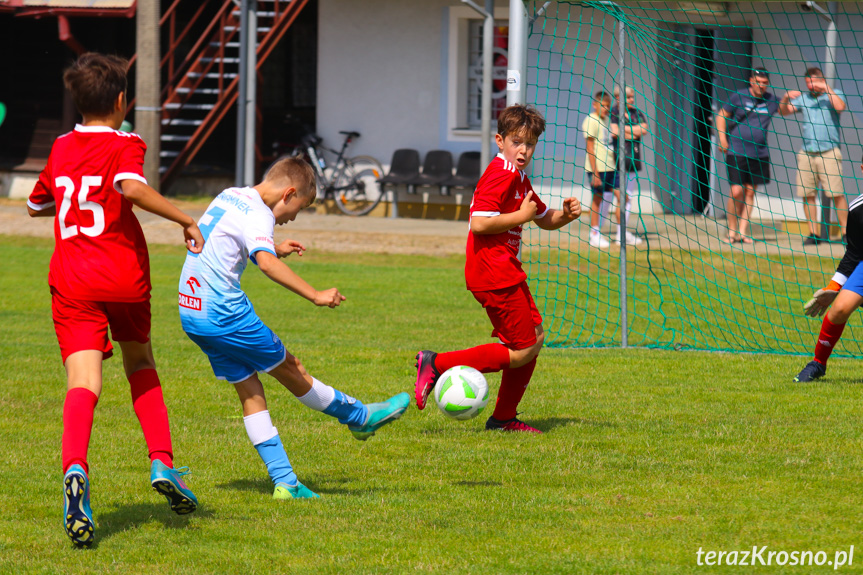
[178,157,409,499]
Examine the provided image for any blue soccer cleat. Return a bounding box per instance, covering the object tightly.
[63,464,94,547]
[794,360,826,383]
[348,392,410,440]
[273,481,320,499]
[150,460,198,515]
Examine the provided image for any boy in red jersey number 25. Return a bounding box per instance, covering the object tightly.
[27,53,205,547]
[415,105,582,433]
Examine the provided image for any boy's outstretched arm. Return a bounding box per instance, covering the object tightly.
[275,238,306,257]
[471,191,537,235]
[120,179,204,253]
[256,250,345,308]
[536,197,582,230]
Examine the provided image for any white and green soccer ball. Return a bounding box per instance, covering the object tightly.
[433,366,489,421]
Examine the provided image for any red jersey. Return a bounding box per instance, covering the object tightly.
[465,154,548,292]
[28,125,151,302]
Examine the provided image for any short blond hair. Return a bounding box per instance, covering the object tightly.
[264,156,317,202]
[613,86,635,98]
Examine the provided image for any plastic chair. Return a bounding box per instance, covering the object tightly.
[403,150,454,194]
[440,151,481,196]
[377,148,420,193]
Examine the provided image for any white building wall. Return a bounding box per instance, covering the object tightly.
[317,0,447,162]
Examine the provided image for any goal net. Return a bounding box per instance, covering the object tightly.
[521,1,863,356]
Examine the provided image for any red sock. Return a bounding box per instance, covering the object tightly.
[492,358,537,421]
[435,343,511,374]
[62,387,99,474]
[129,369,173,468]
[813,315,846,366]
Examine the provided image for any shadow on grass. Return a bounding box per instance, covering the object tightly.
[216,476,397,497]
[530,416,615,432]
[828,377,863,386]
[419,416,614,435]
[216,477,271,495]
[92,502,211,548]
[419,428,450,435]
[453,480,502,487]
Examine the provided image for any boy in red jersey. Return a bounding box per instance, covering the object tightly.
[414,104,582,433]
[27,53,205,547]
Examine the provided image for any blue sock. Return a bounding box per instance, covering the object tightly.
[254,435,297,487]
[322,390,368,426]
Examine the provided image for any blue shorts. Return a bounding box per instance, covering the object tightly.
[186,319,286,384]
[588,171,620,194]
[843,265,863,298]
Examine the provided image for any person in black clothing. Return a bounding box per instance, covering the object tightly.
[608,85,648,246]
[795,156,863,382]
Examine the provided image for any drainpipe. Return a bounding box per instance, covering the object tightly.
[806,1,838,241]
[57,15,85,55]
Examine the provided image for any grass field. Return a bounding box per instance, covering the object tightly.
[3,235,863,574]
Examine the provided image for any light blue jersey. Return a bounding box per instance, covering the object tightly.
[179,187,277,336]
[790,89,845,153]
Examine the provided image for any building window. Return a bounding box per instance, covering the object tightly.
[466,20,509,130]
[447,6,510,139]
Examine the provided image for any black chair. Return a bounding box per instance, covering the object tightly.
[440,151,481,196]
[377,149,420,194]
[403,150,454,194]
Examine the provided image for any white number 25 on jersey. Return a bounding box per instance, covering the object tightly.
[56,176,105,239]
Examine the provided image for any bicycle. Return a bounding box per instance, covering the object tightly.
[285,130,385,216]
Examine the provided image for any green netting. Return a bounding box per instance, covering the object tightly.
[521,1,863,356]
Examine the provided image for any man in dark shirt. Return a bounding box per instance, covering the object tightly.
[795,156,863,382]
[715,68,788,244]
[609,86,648,246]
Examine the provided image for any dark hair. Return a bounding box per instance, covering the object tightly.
[805,67,824,79]
[63,52,128,117]
[594,90,611,103]
[497,104,546,141]
[265,156,317,203]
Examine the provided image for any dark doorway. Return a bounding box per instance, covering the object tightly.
[690,30,715,215]
[664,25,751,216]
[0,15,135,168]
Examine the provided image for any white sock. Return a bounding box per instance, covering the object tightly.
[243,410,278,446]
[599,192,613,232]
[296,378,336,412]
[626,174,637,229]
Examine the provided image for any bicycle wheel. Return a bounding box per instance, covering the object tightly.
[333,155,385,216]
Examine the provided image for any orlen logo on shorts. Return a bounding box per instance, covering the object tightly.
[179,292,202,311]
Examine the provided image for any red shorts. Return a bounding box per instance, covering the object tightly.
[472,281,542,350]
[51,289,151,363]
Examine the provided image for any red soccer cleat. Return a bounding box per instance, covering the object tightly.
[485,416,543,434]
[414,350,440,410]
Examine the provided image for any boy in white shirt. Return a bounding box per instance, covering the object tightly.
[582,91,618,249]
[178,157,409,499]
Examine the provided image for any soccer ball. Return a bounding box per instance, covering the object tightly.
[433,366,489,421]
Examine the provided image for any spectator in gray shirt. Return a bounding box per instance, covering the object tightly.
[716,68,786,244]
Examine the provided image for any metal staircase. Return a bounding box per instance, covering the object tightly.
[131,0,308,188]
